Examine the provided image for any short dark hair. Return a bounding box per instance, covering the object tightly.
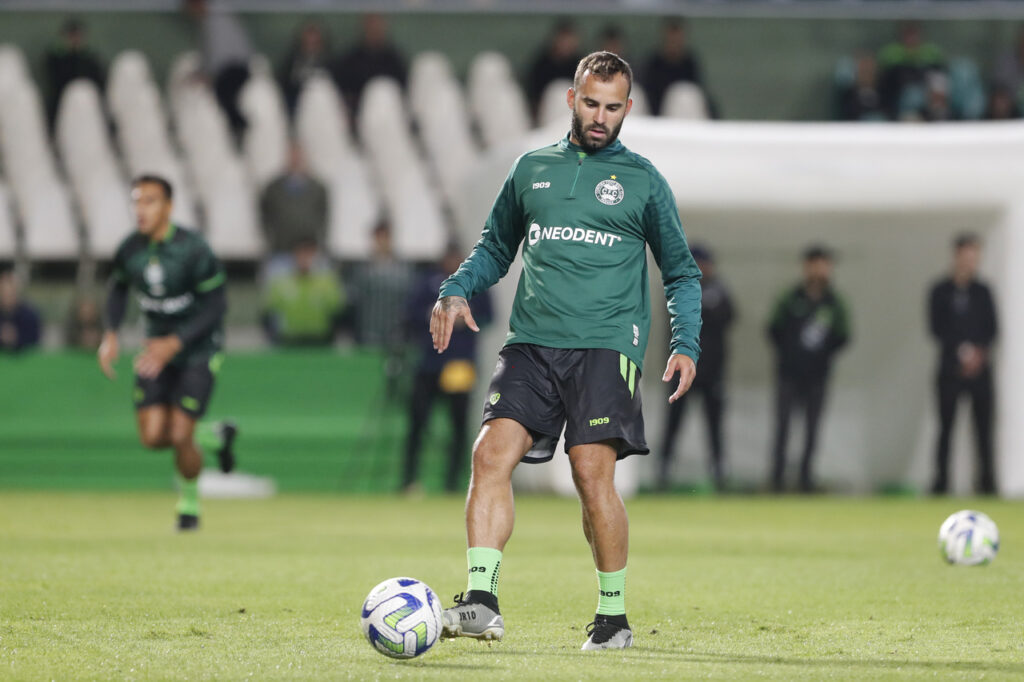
[573,51,633,96]
[132,174,173,200]
[803,244,833,262]
[954,232,980,250]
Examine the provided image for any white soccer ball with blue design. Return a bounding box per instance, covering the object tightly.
[360,577,443,659]
[938,510,999,566]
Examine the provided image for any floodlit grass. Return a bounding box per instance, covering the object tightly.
[2,492,1023,680]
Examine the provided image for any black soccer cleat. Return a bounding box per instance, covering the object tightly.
[581,614,633,650]
[216,421,238,474]
[177,513,200,531]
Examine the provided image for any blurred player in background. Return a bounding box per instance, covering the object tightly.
[767,245,850,493]
[928,233,998,495]
[98,175,238,531]
[658,243,734,491]
[431,51,701,650]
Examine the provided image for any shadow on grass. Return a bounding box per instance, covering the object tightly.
[455,645,1024,674]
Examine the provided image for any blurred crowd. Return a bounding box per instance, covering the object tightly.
[834,21,1023,122]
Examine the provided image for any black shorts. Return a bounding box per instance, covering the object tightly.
[134,360,216,419]
[481,343,648,463]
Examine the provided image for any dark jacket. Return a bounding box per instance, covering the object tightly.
[696,276,734,380]
[0,302,42,352]
[768,283,850,381]
[928,278,997,377]
[408,270,492,375]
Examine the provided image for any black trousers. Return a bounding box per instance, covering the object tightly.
[933,370,995,494]
[659,373,726,487]
[402,370,470,492]
[771,375,827,492]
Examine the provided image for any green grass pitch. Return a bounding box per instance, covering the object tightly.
[2,492,1023,680]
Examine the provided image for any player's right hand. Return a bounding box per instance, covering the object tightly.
[430,295,479,354]
[98,331,119,380]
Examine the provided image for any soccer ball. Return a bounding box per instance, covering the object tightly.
[360,577,443,659]
[938,510,1000,566]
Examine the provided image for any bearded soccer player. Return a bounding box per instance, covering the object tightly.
[98,175,238,531]
[430,52,701,650]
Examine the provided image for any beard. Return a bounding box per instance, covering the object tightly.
[571,109,623,153]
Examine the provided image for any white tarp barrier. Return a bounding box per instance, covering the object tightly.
[457,119,1024,498]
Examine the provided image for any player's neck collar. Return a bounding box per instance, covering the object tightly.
[560,133,623,156]
[151,222,177,244]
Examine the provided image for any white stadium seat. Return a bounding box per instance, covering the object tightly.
[294,74,380,259]
[408,52,480,216]
[467,51,531,149]
[358,77,446,261]
[0,180,17,259]
[112,80,198,227]
[54,79,132,257]
[628,83,651,117]
[0,44,31,94]
[660,81,709,119]
[538,79,572,127]
[0,75,79,259]
[171,78,262,259]
[107,50,154,117]
[239,69,289,189]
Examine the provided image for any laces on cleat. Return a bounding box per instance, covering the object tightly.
[585,615,629,645]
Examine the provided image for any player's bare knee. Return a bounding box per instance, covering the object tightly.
[168,427,194,450]
[139,426,167,449]
[571,459,614,499]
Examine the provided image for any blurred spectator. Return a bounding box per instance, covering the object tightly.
[527,19,583,115]
[0,266,42,353]
[598,24,629,62]
[262,240,344,347]
[401,243,492,493]
[877,21,945,120]
[984,84,1021,120]
[928,233,998,496]
[259,140,329,280]
[349,221,412,349]
[44,18,105,129]
[767,246,850,493]
[643,18,711,117]
[279,20,332,117]
[910,71,954,122]
[993,26,1024,110]
[64,294,102,350]
[331,13,406,114]
[658,244,735,492]
[836,53,886,121]
[184,0,253,138]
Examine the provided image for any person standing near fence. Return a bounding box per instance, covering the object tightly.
[658,244,734,491]
[928,233,998,495]
[767,245,850,493]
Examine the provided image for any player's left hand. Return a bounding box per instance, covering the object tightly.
[134,335,183,378]
[663,353,696,403]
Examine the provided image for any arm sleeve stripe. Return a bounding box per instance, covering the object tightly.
[196,271,226,293]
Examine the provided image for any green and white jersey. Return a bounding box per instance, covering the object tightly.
[111,224,226,365]
[440,134,702,371]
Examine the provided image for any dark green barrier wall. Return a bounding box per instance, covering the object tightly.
[0,351,460,492]
[0,11,1016,120]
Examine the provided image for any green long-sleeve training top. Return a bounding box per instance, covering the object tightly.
[440,134,702,373]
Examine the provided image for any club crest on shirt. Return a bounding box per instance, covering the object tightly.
[144,259,166,296]
[595,178,624,206]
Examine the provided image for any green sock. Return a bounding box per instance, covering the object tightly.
[596,567,627,616]
[195,421,223,452]
[466,547,502,597]
[176,476,200,517]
